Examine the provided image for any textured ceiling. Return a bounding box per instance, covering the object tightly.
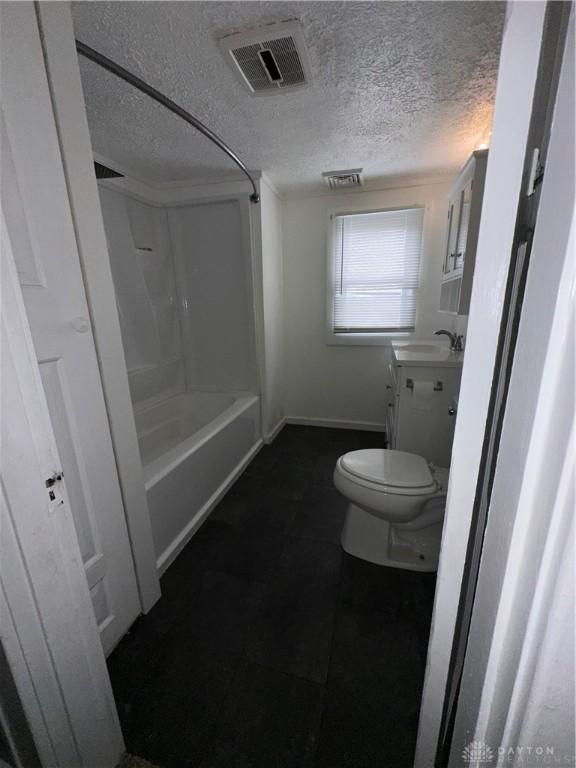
[72,1,505,195]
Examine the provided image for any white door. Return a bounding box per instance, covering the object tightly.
[0,2,140,654]
[1,209,124,768]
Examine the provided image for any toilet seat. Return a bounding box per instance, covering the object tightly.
[338,449,437,496]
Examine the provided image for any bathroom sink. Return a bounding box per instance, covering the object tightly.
[391,341,464,367]
[399,343,442,353]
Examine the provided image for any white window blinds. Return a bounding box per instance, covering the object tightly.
[331,207,424,333]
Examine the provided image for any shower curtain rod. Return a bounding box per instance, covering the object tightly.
[75,40,260,203]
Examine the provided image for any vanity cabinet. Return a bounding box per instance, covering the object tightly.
[387,345,463,467]
[440,149,488,315]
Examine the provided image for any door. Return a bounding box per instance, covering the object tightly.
[0,2,140,654]
[1,208,124,767]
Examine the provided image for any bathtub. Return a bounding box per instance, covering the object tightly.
[135,391,261,574]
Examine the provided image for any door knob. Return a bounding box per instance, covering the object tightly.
[45,471,64,488]
[448,407,456,416]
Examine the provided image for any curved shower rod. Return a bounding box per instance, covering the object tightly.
[75,40,260,203]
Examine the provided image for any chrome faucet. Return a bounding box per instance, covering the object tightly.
[434,329,464,352]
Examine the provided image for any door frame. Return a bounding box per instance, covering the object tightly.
[448,6,574,758]
[34,0,161,614]
[415,2,573,764]
[1,208,124,768]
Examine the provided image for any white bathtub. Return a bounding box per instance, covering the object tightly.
[135,392,261,574]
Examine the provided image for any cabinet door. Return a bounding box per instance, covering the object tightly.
[395,367,462,466]
[454,179,473,271]
[387,400,397,447]
[443,202,455,276]
[386,362,399,446]
[444,194,462,276]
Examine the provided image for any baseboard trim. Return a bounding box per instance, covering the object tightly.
[264,417,286,444]
[286,416,386,432]
[156,438,263,576]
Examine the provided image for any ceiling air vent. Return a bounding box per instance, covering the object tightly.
[220,20,312,96]
[94,161,123,180]
[322,169,364,190]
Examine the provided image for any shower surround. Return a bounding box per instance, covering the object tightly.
[99,183,261,571]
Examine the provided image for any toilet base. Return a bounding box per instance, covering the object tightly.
[341,503,440,572]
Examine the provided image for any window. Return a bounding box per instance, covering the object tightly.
[328,207,424,340]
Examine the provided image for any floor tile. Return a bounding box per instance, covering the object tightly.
[242,444,281,473]
[328,613,425,717]
[288,485,348,545]
[232,456,313,503]
[178,569,265,657]
[160,520,236,593]
[338,553,418,622]
[199,661,323,768]
[315,705,419,768]
[212,490,300,539]
[316,615,424,768]
[121,649,237,768]
[409,571,437,662]
[217,528,287,584]
[244,538,342,684]
[209,491,260,528]
[169,519,285,587]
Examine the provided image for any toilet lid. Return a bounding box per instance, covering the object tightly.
[340,449,434,489]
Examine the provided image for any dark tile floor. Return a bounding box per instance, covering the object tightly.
[108,426,437,768]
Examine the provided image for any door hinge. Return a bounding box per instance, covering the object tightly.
[526,148,544,196]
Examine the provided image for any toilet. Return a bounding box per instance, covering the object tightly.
[333,449,449,571]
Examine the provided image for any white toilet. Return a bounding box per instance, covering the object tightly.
[333,449,449,572]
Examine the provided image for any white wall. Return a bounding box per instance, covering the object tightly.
[259,178,285,437]
[283,180,460,426]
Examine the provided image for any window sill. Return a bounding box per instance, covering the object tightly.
[325,331,414,347]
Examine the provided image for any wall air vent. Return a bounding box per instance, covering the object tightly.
[219,20,312,96]
[322,169,364,190]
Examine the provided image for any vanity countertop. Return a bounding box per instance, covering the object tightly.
[392,341,465,368]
